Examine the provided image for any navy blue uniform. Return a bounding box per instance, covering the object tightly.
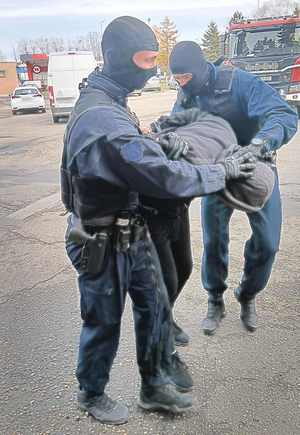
[173,64,298,299]
[63,73,227,395]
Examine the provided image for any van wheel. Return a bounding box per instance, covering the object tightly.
[12,110,17,115]
[52,115,60,123]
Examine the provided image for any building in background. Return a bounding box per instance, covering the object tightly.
[0,62,19,96]
[20,54,48,90]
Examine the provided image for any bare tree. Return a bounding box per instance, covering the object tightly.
[254,0,300,17]
[87,32,102,61]
[17,39,31,55]
[16,33,101,59]
[0,49,6,61]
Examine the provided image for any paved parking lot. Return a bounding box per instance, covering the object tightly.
[0,91,299,434]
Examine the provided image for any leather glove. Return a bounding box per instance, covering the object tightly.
[221,147,256,180]
[158,132,189,160]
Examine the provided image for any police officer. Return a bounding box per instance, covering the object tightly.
[62,19,255,425]
[169,41,298,335]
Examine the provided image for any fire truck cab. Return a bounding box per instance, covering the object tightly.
[226,15,300,115]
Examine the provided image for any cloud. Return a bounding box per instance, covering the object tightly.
[1,0,254,18]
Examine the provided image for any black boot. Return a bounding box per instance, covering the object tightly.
[139,382,192,414]
[163,351,193,393]
[173,320,190,347]
[201,293,226,336]
[234,287,257,332]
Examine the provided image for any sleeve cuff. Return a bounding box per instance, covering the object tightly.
[196,163,226,195]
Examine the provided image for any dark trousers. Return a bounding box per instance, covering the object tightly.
[66,225,173,396]
[149,206,193,306]
[201,169,282,300]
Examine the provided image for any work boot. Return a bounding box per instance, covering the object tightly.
[78,390,128,425]
[201,293,226,336]
[164,351,193,393]
[173,321,190,347]
[234,287,257,332]
[139,383,192,414]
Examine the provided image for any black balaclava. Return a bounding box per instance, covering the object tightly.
[101,16,159,92]
[170,41,210,96]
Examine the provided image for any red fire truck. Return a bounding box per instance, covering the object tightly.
[225,15,300,114]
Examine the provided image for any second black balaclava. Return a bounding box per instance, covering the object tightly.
[101,16,159,92]
[170,41,210,96]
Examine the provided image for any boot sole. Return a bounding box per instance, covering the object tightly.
[138,399,192,414]
[174,340,189,347]
[78,403,128,425]
[240,317,257,332]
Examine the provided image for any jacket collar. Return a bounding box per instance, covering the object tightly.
[87,69,128,106]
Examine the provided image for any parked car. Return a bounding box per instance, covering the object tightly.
[10,86,46,115]
[48,51,97,123]
[143,76,161,92]
[129,89,142,97]
[21,80,42,91]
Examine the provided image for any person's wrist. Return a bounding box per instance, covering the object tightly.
[250,137,269,155]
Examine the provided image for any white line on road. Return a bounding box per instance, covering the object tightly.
[6,192,60,221]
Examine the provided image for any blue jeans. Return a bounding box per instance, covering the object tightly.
[201,170,282,300]
[66,224,172,396]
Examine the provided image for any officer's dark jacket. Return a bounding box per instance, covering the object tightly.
[61,74,226,221]
[173,65,298,150]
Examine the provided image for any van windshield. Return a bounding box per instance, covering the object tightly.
[229,24,300,57]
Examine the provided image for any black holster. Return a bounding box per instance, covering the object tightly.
[80,233,109,275]
[68,221,109,275]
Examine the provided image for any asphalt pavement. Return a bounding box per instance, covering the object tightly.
[0,91,299,435]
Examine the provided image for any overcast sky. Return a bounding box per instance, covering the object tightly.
[0,0,259,59]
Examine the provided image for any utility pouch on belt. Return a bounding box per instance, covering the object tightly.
[68,223,109,275]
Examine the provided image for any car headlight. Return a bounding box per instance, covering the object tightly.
[288,83,300,93]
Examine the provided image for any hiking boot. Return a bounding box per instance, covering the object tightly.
[201,294,226,336]
[164,351,193,393]
[78,390,128,425]
[173,321,190,347]
[139,383,192,414]
[234,287,257,332]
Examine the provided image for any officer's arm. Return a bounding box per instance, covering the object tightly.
[238,69,298,151]
[111,133,226,199]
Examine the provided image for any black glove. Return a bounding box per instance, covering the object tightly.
[157,132,189,160]
[222,147,256,180]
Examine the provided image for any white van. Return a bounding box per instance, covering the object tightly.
[48,51,97,122]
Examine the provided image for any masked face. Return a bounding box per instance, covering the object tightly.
[181,73,210,96]
[101,16,159,93]
[170,41,210,97]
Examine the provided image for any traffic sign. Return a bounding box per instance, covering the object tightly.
[32,65,41,74]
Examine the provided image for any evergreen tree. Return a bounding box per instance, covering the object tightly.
[154,17,178,73]
[230,10,244,24]
[201,21,220,62]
